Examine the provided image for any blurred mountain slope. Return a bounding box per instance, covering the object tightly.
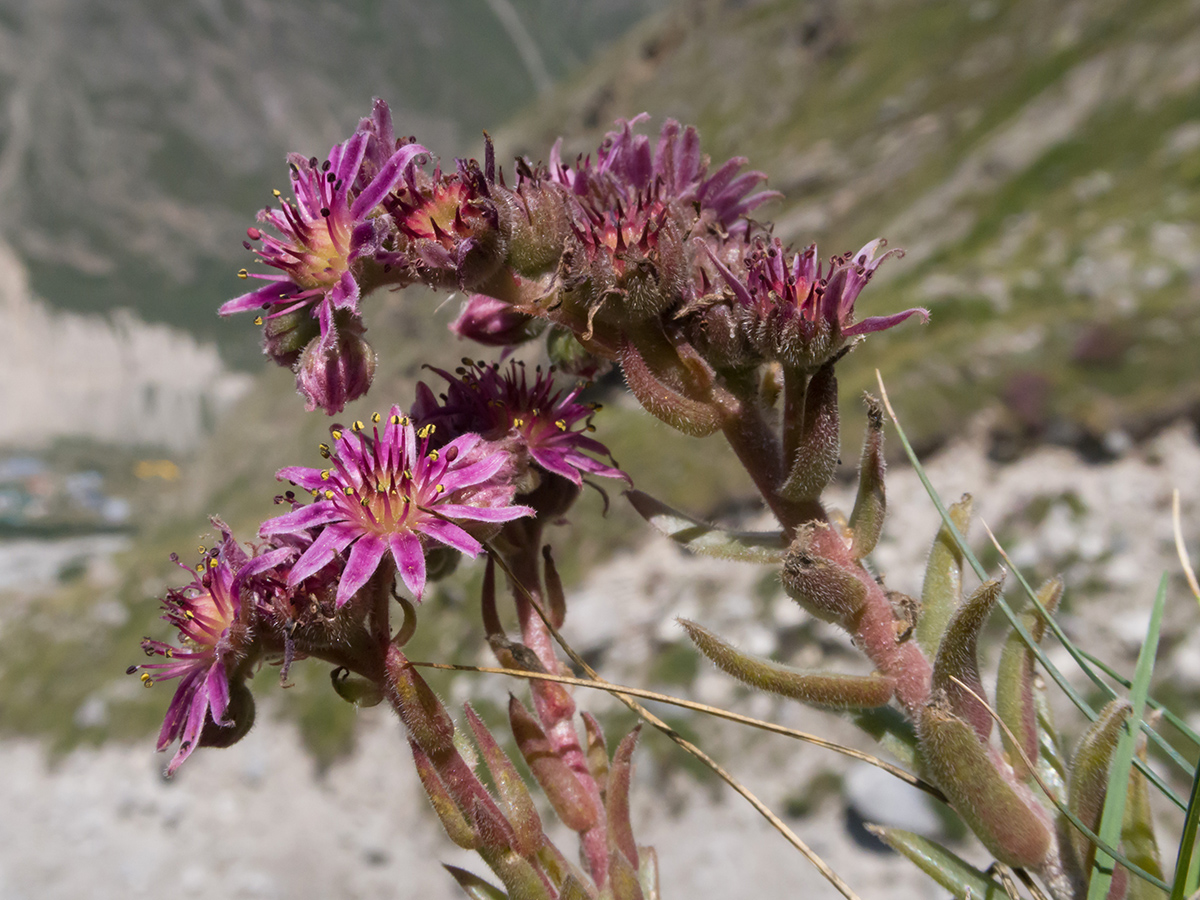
[501,0,1200,454]
[0,0,661,363]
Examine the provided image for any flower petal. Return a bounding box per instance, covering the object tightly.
[336,533,388,606]
[286,521,358,585]
[389,533,427,600]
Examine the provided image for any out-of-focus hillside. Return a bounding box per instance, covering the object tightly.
[0,0,660,362]
[502,0,1200,456]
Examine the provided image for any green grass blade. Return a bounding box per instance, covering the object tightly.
[1079,648,1200,749]
[1169,758,1200,899]
[868,826,1006,898]
[1086,574,1166,900]
[875,372,1186,811]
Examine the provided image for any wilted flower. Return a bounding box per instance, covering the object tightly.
[219,110,427,356]
[709,237,929,371]
[131,524,286,775]
[260,406,533,604]
[420,360,628,487]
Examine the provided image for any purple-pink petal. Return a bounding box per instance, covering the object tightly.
[841,307,930,337]
[336,533,389,606]
[416,517,481,557]
[219,282,296,316]
[389,533,427,600]
[287,521,359,585]
[205,659,231,726]
[433,503,534,524]
[351,143,429,219]
[259,500,343,536]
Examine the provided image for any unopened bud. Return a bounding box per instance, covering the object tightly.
[262,308,320,368]
[295,318,377,415]
[931,578,1004,742]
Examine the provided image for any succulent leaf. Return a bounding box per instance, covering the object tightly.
[848,394,886,560]
[681,618,895,709]
[619,340,722,437]
[444,865,510,900]
[1064,701,1134,884]
[916,494,973,657]
[606,729,641,869]
[781,524,868,627]
[917,701,1053,869]
[995,577,1063,779]
[413,742,481,850]
[465,704,545,859]
[932,579,1003,742]
[867,825,1006,899]
[625,490,786,564]
[509,696,599,834]
[779,359,839,502]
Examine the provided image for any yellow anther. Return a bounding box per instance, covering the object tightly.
[343,486,354,495]
[331,429,343,441]
[195,563,204,573]
[272,189,282,197]
[140,672,152,683]
[237,268,249,279]
[209,557,219,568]
[435,484,445,493]
[142,676,154,688]
[324,490,334,500]
[512,417,524,428]
[371,412,381,423]
[185,610,195,619]
[390,414,401,425]
[165,649,173,658]
[427,449,439,461]
[311,488,320,497]
[417,423,437,438]
[555,419,567,430]
[400,416,410,426]
[254,316,263,326]
[320,470,330,480]
[319,443,331,458]
[403,469,413,480]
[586,424,596,432]
[352,420,364,432]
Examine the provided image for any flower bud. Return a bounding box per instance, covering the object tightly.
[295,318,377,415]
[262,307,320,368]
[496,178,570,277]
[450,294,544,347]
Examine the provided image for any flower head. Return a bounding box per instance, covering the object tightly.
[420,360,628,488]
[709,237,929,371]
[384,149,507,290]
[260,407,533,605]
[220,103,426,402]
[131,524,283,775]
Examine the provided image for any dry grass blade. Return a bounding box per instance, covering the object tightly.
[484,545,867,900]
[1174,490,1200,604]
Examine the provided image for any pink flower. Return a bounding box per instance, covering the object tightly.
[708,237,929,371]
[260,406,533,605]
[421,360,628,487]
[220,101,426,409]
[131,525,288,775]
